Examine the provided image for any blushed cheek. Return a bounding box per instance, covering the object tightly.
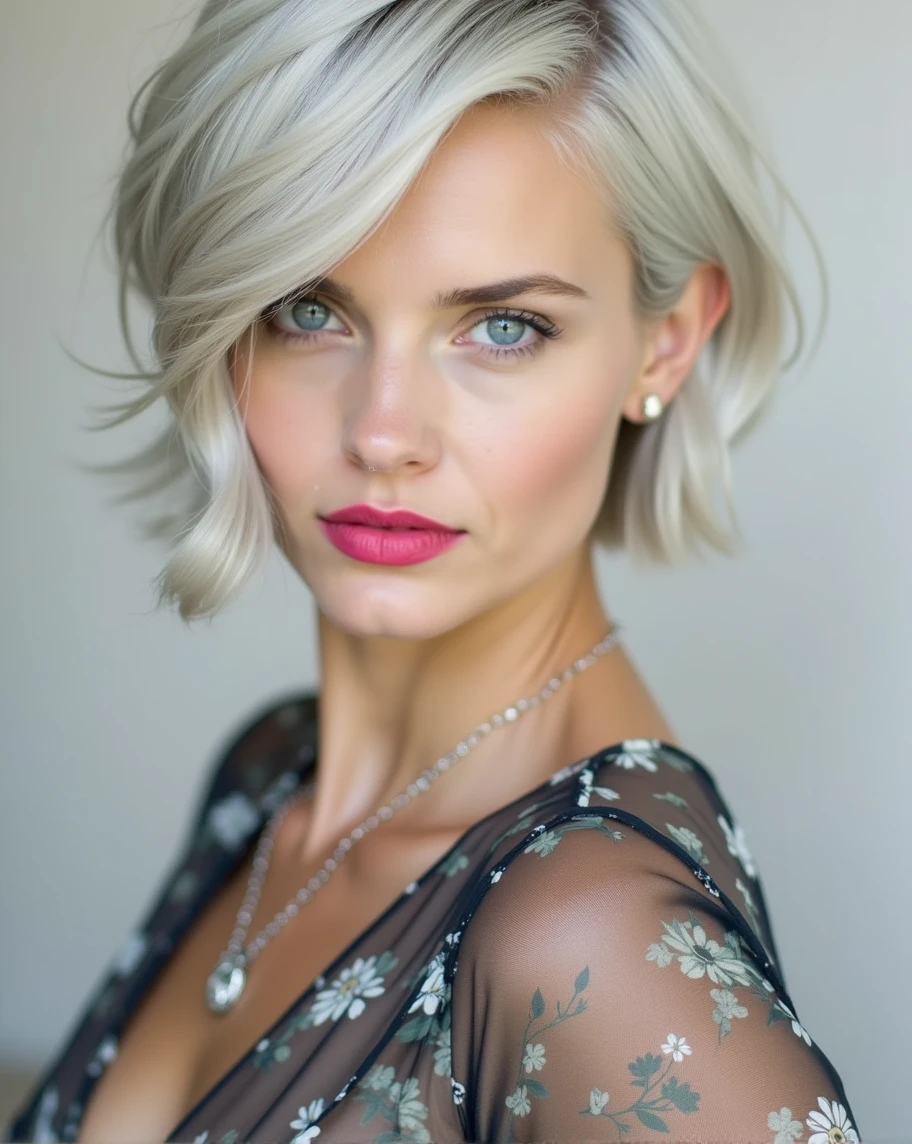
[245,402,308,489]
[229,354,326,504]
[486,392,621,550]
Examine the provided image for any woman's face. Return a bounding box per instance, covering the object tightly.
[230,101,653,640]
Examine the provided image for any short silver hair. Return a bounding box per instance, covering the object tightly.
[90,0,826,620]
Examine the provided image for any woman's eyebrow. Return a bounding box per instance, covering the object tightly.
[310,272,590,308]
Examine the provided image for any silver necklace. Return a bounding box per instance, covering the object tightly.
[205,623,622,1014]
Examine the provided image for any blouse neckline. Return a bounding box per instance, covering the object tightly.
[166,730,700,1136]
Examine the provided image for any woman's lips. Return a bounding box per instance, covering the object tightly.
[320,503,460,531]
[317,519,466,566]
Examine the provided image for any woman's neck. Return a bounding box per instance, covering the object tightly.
[298,544,652,862]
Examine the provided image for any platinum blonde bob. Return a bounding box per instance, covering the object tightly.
[93,0,827,621]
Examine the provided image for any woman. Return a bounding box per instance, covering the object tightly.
[9,0,861,1141]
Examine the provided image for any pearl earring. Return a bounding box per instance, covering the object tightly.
[641,393,665,421]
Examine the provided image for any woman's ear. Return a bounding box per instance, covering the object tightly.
[622,261,731,423]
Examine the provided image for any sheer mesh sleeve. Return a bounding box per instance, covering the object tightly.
[161,691,317,904]
[448,810,862,1143]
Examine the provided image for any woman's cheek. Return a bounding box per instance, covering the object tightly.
[236,371,328,495]
[481,383,621,528]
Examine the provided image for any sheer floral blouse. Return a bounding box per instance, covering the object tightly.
[8,693,862,1143]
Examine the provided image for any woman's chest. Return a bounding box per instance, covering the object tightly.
[75,821,467,1143]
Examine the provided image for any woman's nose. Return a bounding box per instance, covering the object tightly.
[340,350,443,476]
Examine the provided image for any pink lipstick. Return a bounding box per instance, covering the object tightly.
[317,503,467,566]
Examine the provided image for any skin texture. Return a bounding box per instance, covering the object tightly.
[230,98,731,865]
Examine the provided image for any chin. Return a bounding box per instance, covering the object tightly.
[314,580,474,642]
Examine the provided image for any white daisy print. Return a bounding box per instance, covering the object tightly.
[451,1076,466,1106]
[206,791,261,850]
[588,1087,611,1115]
[290,1097,324,1142]
[505,1084,531,1117]
[308,955,387,1025]
[710,988,748,1026]
[523,1042,546,1073]
[168,868,199,903]
[717,813,757,878]
[653,791,689,808]
[260,770,300,813]
[646,940,674,968]
[659,919,753,988]
[362,1063,396,1092]
[663,750,695,773]
[524,829,561,856]
[434,1026,452,1076]
[193,1134,210,1143]
[806,1095,860,1142]
[777,998,813,1046]
[549,759,589,785]
[389,1077,430,1137]
[110,931,148,977]
[440,850,469,877]
[666,824,710,866]
[408,954,447,1016]
[735,876,758,915]
[86,1034,118,1077]
[660,1033,692,1062]
[576,767,620,807]
[613,739,660,771]
[490,868,504,884]
[32,1085,59,1144]
[768,1107,804,1143]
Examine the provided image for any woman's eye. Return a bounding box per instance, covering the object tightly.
[267,297,346,341]
[464,311,560,359]
[263,296,561,360]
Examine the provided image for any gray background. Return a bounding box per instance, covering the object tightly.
[1,0,908,1138]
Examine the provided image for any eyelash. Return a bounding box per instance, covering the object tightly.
[260,295,562,361]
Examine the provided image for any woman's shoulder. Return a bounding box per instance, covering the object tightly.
[443,741,862,1144]
[185,690,318,848]
[578,738,769,915]
[448,738,786,997]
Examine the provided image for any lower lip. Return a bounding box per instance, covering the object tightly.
[318,520,466,566]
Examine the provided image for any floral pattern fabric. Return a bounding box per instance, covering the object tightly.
[7,695,862,1142]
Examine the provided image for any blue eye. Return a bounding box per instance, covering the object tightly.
[262,295,562,361]
[290,299,333,330]
[468,310,560,358]
[291,299,327,327]
[486,316,526,345]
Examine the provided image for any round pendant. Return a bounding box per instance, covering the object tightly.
[205,956,247,1014]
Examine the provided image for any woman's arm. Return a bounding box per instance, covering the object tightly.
[448,813,861,1143]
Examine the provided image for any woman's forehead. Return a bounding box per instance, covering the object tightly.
[335,102,628,301]
[399,102,602,225]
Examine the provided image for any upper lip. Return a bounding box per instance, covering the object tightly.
[320,503,463,532]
